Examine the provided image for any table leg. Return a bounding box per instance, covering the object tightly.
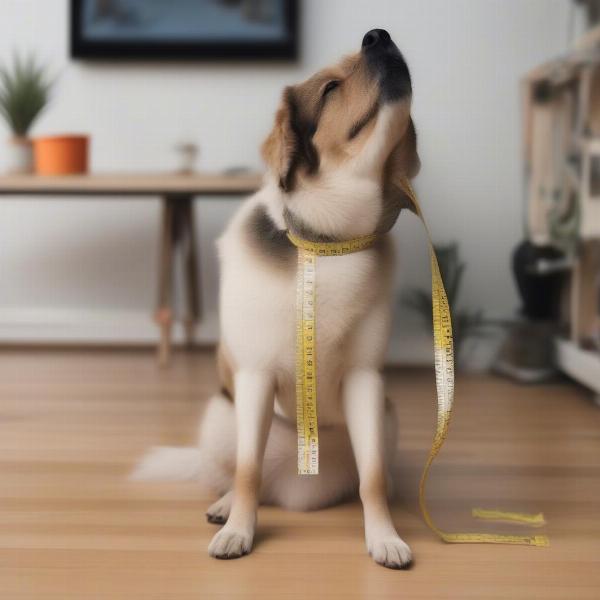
[182,198,201,346]
[156,197,176,367]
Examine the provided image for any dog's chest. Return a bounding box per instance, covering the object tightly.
[219,200,389,425]
[272,252,382,424]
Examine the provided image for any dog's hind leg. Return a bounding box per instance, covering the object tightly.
[206,491,233,525]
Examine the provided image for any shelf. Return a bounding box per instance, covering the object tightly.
[577,136,600,155]
[555,338,600,395]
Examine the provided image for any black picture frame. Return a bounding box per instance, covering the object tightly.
[70,0,299,61]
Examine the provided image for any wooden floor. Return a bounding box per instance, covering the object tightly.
[0,349,599,599]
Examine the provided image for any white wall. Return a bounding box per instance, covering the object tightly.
[0,0,572,361]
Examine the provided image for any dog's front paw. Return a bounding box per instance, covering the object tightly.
[367,534,412,569]
[208,526,253,559]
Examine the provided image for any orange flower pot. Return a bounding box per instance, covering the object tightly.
[33,135,89,175]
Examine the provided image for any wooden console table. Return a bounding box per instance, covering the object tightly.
[0,173,263,365]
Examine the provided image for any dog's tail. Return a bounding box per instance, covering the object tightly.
[131,393,235,495]
[131,446,205,481]
[132,391,366,511]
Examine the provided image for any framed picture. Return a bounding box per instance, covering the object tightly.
[70,0,299,60]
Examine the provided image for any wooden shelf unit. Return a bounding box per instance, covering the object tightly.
[523,32,600,397]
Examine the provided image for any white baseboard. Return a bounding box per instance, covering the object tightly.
[0,308,502,369]
[0,307,219,346]
[0,307,438,365]
[555,338,600,395]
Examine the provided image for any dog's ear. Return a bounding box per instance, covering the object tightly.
[386,117,420,181]
[261,86,319,192]
[378,118,421,231]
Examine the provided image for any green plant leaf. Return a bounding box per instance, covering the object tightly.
[0,52,52,136]
[401,241,510,367]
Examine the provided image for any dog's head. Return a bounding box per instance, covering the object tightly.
[262,29,420,236]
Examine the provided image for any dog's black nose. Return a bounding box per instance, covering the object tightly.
[362,29,391,49]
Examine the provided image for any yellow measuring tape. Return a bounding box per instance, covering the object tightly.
[287,179,549,546]
[287,230,379,474]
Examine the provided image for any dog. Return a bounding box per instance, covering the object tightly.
[135,29,420,569]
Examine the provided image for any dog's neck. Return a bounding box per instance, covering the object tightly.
[262,172,386,243]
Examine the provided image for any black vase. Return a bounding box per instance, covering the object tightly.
[512,240,564,321]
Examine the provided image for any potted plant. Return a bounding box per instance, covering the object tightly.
[401,242,501,369]
[0,53,52,174]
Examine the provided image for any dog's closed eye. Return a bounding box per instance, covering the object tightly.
[322,80,340,98]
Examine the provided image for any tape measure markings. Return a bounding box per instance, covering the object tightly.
[399,177,549,548]
[288,231,379,475]
[295,248,319,474]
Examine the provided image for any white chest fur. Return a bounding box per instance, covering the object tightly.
[218,190,393,426]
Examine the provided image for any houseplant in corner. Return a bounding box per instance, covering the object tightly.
[0,53,52,174]
[402,242,500,370]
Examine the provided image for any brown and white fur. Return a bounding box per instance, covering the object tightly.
[135,29,420,569]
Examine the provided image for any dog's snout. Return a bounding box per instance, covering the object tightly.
[361,27,411,102]
[362,29,391,50]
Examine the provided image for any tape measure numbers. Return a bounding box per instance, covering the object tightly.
[288,231,379,475]
[287,180,549,547]
[295,248,318,475]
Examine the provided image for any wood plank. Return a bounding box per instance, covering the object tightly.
[0,172,263,196]
[0,349,598,598]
